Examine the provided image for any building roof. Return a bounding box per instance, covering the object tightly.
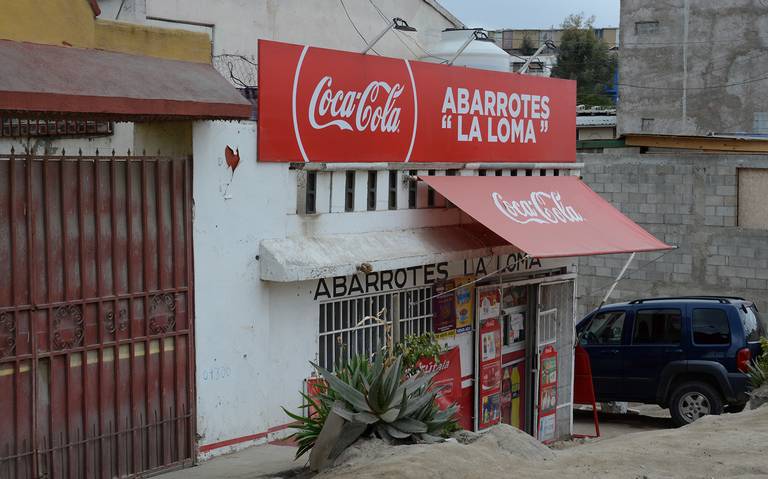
[0,40,252,120]
[576,115,617,127]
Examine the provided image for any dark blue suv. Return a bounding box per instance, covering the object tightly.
[577,296,766,426]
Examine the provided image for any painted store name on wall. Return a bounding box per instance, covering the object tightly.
[314,253,543,300]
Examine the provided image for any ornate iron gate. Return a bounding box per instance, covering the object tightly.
[0,151,195,479]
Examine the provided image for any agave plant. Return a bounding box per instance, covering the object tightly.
[748,360,767,389]
[313,352,458,443]
[283,354,373,459]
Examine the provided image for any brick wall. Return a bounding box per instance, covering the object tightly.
[577,148,768,317]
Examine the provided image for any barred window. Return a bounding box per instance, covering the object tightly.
[317,286,433,371]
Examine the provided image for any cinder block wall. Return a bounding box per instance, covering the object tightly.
[577,148,768,317]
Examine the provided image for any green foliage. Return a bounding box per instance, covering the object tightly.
[520,34,536,56]
[283,344,458,459]
[550,12,617,107]
[314,352,458,444]
[395,333,443,375]
[748,337,768,388]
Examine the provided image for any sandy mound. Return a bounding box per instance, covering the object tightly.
[318,408,768,479]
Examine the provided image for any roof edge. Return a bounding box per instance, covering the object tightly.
[422,0,464,28]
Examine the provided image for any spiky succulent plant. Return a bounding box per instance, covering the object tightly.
[312,352,457,443]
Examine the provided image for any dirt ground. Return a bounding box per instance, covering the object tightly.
[319,406,768,479]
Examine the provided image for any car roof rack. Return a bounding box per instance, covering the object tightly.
[628,296,746,305]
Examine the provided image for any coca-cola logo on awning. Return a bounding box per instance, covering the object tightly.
[292,46,417,163]
[492,191,585,224]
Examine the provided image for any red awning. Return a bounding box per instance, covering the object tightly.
[0,40,251,120]
[420,175,672,258]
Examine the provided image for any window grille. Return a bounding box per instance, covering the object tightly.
[408,169,417,208]
[305,171,317,214]
[388,170,398,210]
[1,117,112,137]
[538,308,558,346]
[317,286,433,371]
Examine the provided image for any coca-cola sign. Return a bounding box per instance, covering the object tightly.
[258,39,576,163]
[492,191,585,225]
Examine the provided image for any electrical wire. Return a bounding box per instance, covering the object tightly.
[339,0,380,55]
[366,0,452,62]
[577,248,678,300]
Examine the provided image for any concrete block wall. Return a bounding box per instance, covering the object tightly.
[577,148,768,317]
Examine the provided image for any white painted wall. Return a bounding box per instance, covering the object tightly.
[98,0,462,76]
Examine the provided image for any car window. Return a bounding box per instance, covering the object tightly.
[633,309,682,345]
[692,309,730,345]
[580,311,626,346]
[740,304,766,342]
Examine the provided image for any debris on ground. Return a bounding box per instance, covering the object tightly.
[749,384,768,410]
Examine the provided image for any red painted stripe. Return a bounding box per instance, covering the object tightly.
[198,422,296,453]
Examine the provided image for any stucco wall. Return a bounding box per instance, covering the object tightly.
[618,0,768,136]
[577,148,768,317]
[97,0,461,65]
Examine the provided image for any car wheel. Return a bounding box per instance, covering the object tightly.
[726,402,747,413]
[670,381,723,427]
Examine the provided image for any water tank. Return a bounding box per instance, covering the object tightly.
[420,28,511,72]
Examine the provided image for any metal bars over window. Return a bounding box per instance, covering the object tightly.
[317,286,433,372]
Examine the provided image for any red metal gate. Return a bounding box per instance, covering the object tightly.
[0,150,195,479]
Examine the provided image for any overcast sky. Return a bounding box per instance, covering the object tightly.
[437,0,620,30]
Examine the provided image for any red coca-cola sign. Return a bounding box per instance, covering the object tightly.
[258,39,575,163]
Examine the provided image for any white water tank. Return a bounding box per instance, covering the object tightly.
[420,28,511,72]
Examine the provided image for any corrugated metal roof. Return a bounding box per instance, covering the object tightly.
[0,40,251,120]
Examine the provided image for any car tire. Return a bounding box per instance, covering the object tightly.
[726,402,747,413]
[670,381,723,427]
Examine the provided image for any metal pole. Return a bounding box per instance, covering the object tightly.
[519,43,549,74]
[362,20,395,54]
[599,252,636,308]
[447,31,479,65]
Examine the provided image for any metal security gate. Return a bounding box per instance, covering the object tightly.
[0,151,195,479]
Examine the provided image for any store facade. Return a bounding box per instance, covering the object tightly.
[185,37,670,452]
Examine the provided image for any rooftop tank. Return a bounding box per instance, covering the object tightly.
[420,28,511,72]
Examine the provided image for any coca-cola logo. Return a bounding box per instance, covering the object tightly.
[308,76,404,133]
[492,191,585,224]
[291,45,417,163]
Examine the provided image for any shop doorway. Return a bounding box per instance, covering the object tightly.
[0,152,196,479]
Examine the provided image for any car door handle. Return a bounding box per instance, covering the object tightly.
[599,349,620,355]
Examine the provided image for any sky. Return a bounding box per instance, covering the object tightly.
[437,0,620,30]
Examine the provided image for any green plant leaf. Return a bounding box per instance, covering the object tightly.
[399,392,436,418]
[384,423,412,439]
[380,406,401,423]
[311,362,372,413]
[392,417,428,433]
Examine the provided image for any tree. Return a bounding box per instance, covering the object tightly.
[520,34,536,56]
[551,13,617,107]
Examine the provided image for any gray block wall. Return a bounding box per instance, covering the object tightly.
[618,0,768,136]
[577,148,768,317]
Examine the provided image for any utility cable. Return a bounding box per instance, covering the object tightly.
[339,0,380,55]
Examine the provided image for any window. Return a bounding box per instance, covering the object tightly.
[740,303,767,342]
[345,170,355,212]
[1,117,113,137]
[525,169,533,176]
[738,168,768,229]
[388,170,398,210]
[367,171,377,211]
[495,170,502,176]
[408,169,417,208]
[317,287,433,371]
[305,171,317,214]
[635,21,659,34]
[641,118,655,131]
[479,169,487,176]
[692,309,730,345]
[581,311,625,346]
[633,309,682,345]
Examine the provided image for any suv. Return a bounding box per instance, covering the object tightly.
[577,296,766,426]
